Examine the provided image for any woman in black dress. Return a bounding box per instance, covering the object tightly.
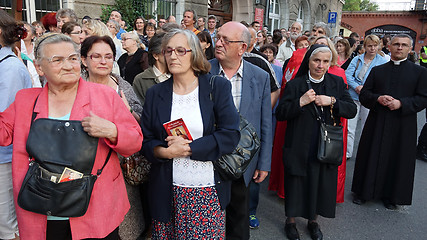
[276,44,356,240]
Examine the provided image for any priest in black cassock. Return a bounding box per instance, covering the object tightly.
[351,34,427,210]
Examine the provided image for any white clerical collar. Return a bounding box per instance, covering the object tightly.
[309,72,324,83]
[391,58,407,65]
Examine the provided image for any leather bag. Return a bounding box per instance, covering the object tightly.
[306,79,343,165]
[17,98,112,217]
[209,75,261,181]
[120,153,151,186]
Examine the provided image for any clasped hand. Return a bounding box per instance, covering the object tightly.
[377,95,401,110]
[300,89,333,107]
[165,136,192,158]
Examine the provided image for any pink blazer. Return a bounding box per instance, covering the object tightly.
[0,78,143,240]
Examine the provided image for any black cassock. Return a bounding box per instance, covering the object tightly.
[352,60,427,205]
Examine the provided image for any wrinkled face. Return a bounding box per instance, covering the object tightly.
[290,23,302,39]
[312,27,326,37]
[106,22,118,36]
[296,40,309,49]
[183,11,195,27]
[57,17,71,30]
[68,26,84,45]
[164,34,192,75]
[214,23,245,63]
[309,51,331,80]
[262,48,275,63]
[82,42,114,77]
[35,42,80,87]
[208,19,216,29]
[364,40,379,56]
[121,33,137,51]
[110,11,121,21]
[135,19,145,31]
[389,37,412,61]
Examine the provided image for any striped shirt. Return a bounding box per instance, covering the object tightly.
[218,61,243,110]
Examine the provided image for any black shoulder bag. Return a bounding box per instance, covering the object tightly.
[17,97,113,217]
[306,79,344,165]
[209,75,261,180]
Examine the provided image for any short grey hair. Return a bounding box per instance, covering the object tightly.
[241,27,251,45]
[291,21,303,31]
[56,8,78,22]
[34,33,78,60]
[107,19,120,32]
[313,22,331,37]
[391,33,413,46]
[310,46,332,62]
[122,31,142,45]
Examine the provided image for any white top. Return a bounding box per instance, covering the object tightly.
[171,86,215,187]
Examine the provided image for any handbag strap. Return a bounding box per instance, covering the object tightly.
[28,95,113,177]
[305,78,324,123]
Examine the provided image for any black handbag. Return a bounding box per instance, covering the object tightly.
[209,75,261,180]
[306,79,344,165]
[17,98,112,217]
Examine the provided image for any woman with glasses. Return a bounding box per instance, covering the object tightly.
[61,21,85,46]
[118,32,149,85]
[0,32,142,239]
[141,29,240,239]
[81,35,144,240]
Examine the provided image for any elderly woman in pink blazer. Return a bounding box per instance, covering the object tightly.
[0,33,142,240]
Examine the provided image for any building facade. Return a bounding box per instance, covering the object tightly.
[2,0,343,35]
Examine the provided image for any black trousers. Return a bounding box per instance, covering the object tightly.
[46,220,119,240]
[226,177,250,240]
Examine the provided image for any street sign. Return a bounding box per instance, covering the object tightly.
[328,12,337,23]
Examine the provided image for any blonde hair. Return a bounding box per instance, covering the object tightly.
[83,19,112,38]
[314,36,338,66]
[363,34,380,48]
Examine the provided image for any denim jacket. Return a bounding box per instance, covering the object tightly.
[345,53,388,101]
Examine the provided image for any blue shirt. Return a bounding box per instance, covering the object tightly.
[345,53,388,101]
[0,46,32,164]
[116,28,126,40]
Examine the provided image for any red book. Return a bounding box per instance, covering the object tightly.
[163,118,193,141]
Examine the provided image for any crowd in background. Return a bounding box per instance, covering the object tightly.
[0,6,426,240]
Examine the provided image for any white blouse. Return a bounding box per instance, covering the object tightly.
[171,86,215,187]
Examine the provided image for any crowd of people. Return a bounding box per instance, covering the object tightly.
[0,6,426,240]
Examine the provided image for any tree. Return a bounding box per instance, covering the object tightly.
[343,0,379,11]
[100,0,148,31]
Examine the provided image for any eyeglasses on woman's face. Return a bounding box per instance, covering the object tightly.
[162,47,192,57]
[42,53,81,67]
[88,53,115,63]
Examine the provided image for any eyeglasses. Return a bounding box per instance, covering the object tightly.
[70,31,83,35]
[162,47,192,56]
[213,36,244,45]
[89,53,115,63]
[42,53,80,67]
[391,43,410,48]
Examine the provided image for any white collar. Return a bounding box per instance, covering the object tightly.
[391,58,407,65]
[309,72,324,83]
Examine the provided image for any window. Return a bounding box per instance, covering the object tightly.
[145,0,176,20]
[0,0,61,23]
[269,0,280,32]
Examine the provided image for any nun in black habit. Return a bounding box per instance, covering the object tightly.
[276,44,356,240]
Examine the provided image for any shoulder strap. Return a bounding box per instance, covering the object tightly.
[0,55,15,64]
[209,75,216,102]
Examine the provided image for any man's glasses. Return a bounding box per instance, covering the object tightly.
[213,36,244,45]
[162,47,192,56]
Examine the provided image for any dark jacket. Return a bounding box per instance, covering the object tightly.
[118,48,149,85]
[141,73,240,222]
[276,73,356,176]
[132,67,158,105]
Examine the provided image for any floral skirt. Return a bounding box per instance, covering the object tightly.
[152,186,225,240]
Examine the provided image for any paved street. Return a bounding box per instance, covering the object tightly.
[250,111,427,240]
